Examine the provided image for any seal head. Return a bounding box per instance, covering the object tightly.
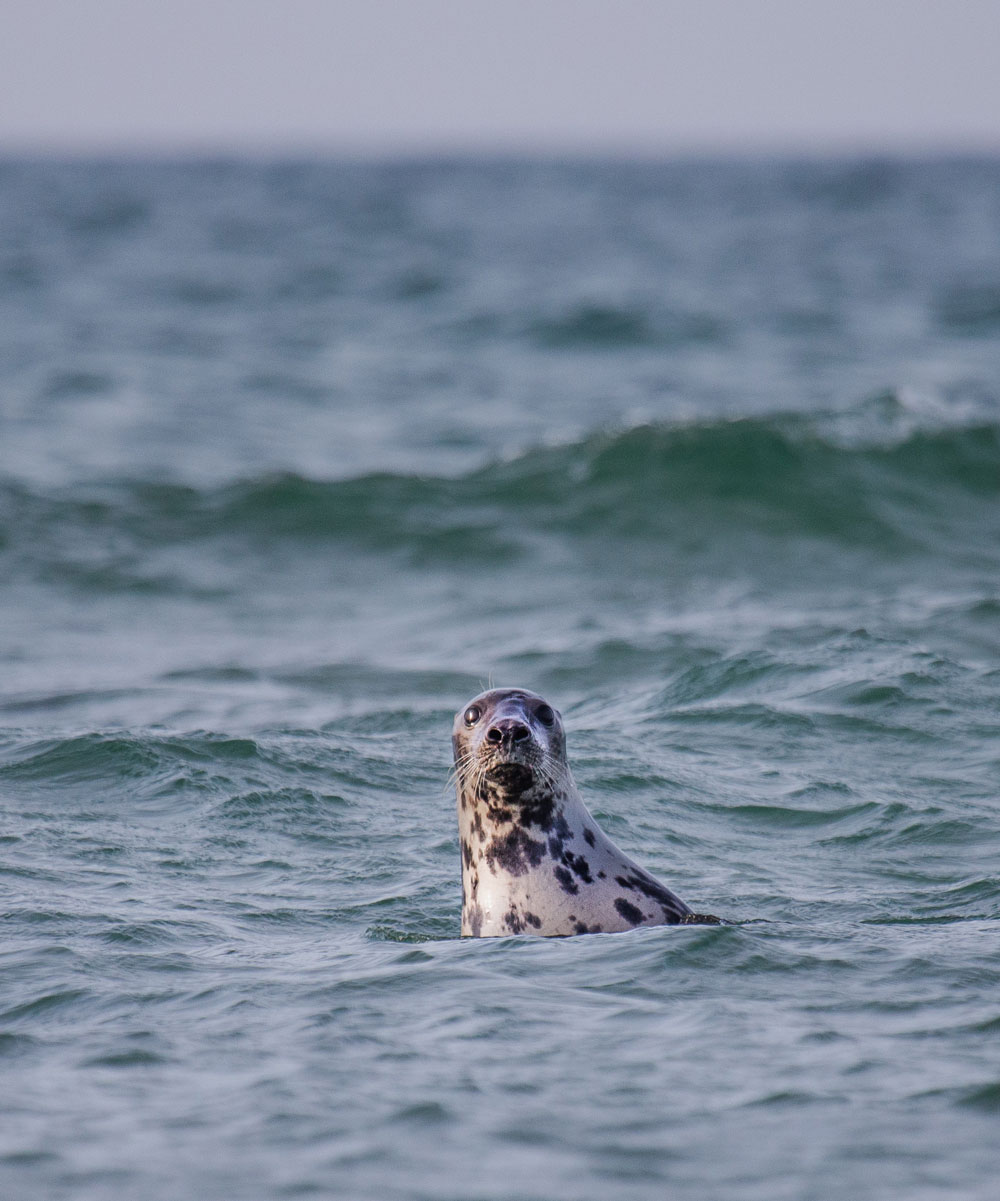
[453,689,566,830]
[453,688,718,937]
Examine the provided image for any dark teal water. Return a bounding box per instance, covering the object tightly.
[2,157,999,1200]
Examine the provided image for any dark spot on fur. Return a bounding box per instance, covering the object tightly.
[562,851,592,883]
[545,813,572,859]
[503,908,525,934]
[583,828,596,847]
[573,921,605,935]
[467,903,484,937]
[614,898,644,926]
[553,865,578,895]
[485,827,546,877]
[461,839,474,869]
[597,870,606,879]
[473,774,519,823]
[519,791,556,830]
[614,870,690,922]
[523,911,542,929]
[471,810,485,842]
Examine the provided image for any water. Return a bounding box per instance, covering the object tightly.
[1,156,999,1200]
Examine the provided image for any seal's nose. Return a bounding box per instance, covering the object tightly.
[486,719,531,746]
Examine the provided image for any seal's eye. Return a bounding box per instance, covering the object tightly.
[464,705,482,726]
[536,703,555,726]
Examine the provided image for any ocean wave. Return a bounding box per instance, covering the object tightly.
[1,414,997,572]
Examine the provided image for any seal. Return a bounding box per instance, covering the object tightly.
[453,687,719,937]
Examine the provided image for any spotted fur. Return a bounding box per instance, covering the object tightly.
[453,688,719,937]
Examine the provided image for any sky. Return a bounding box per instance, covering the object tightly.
[1,0,999,155]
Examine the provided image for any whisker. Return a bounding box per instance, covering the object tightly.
[443,750,478,797]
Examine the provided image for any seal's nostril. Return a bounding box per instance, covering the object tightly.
[487,720,531,745]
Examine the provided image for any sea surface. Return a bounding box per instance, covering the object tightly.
[2,156,999,1201]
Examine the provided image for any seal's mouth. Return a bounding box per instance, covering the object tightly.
[484,763,534,793]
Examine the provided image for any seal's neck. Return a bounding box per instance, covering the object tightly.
[457,778,579,874]
[457,774,586,937]
[458,770,574,832]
